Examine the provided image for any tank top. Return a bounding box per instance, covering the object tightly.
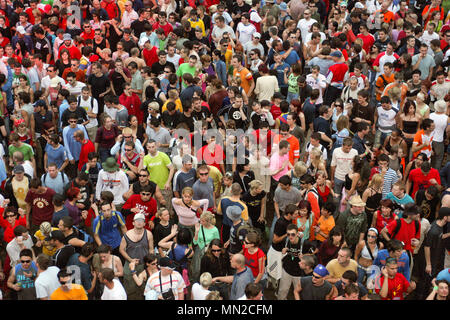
[384,136,405,154]
[344,174,353,190]
[93,38,107,54]
[33,110,53,134]
[402,120,419,134]
[365,189,382,211]
[290,169,302,190]
[124,230,149,264]
[317,185,331,204]
[15,263,37,300]
[361,241,379,260]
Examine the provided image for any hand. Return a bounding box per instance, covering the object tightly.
[429,178,438,185]
[411,238,420,247]
[117,134,123,142]
[224,240,230,248]
[148,220,154,230]
[171,224,178,235]
[257,216,265,223]
[129,260,136,271]
[281,248,288,254]
[76,203,85,209]
[13,284,22,291]
[425,264,432,275]
[81,210,88,220]
[409,280,416,291]
[1,199,10,208]
[195,223,200,233]
[381,266,388,278]
[131,207,140,213]
[18,208,25,216]
[164,181,171,191]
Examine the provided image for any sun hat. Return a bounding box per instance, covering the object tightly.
[102,157,120,173]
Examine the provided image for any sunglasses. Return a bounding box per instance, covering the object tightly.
[312,274,322,279]
[141,192,151,196]
[123,135,132,138]
[211,249,221,252]
[368,235,377,238]
[139,174,149,177]
[6,214,16,218]
[21,260,31,263]
[199,172,208,176]
[244,240,251,245]
[148,262,157,265]
[287,232,297,237]
[69,120,77,123]
[59,280,69,285]
[124,148,133,151]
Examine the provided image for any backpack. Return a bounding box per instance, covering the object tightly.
[307,188,326,209]
[236,220,259,241]
[77,96,94,111]
[168,242,192,274]
[389,219,420,240]
[43,172,66,185]
[73,226,94,243]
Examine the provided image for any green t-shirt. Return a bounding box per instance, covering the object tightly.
[193,226,220,250]
[288,73,300,94]
[9,143,34,162]
[143,152,171,189]
[176,63,197,88]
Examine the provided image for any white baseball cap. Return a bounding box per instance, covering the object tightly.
[16,26,26,35]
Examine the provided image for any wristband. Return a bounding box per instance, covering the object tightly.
[130,270,136,274]
[85,170,89,173]
[434,286,439,291]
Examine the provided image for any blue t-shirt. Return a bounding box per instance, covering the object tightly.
[280,50,300,66]
[219,197,247,227]
[41,172,69,195]
[270,62,290,88]
[52,207,70,227]
[92,211,126,249]
[45,144,68,169]
[67,253,93,291]
[385,192,415,217]
[373,249,410,281]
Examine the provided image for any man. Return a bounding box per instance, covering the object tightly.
[33,27,51,64]
[352,122,372,157]
[294,264,338,300]
[50,269,88,300]
[6,248,37,300]
[144,257,185,300]
[119,213,154,300]
[330,137,359,199]
[373,239,411,281]
[385,181,415,215]
[147,118,171,155]
[58,216,86,251]
[88,62,112,115]
[92,202,127,257]
[376,257,416,300]
[62,114,89,178]
[25,178,55,234]
[58,34,82,60]
[273,123,300,166]
[35,254,60,300]
[412,44,436,81]
[313,105,333,150]
[357,24,375,54]
[231,55,254,97]
[336,196,368,251]
[62,60,86,82]
[8,132,36,172]
[430,72,450,102]
[334,270,369,300]
[325,248,358,284]
[66,72,86,98]
[121,185,158,230]
[174,156,197,198]
[122,169,165,206]
[415,186,440,223]
[77,87,99,141]
[411,118,435,162]
[349,89,375,136]
[110,127,145,157]
[153,11,173,37]
[375,63,395,102]
[40,65,66,103]
[373,42,399,78]
[121,1,138,29]
[429,100,449,170]
[64,172,94,215]
[407,161,441,200]
[6,226,34,268]
[374,96,399,148]
[46,230,76,269]
[96,158,129,209]
[4,165,31,210]
[99,267,127,300]
[66,243,96,296]
[323,50,348,107]
[306,65,327,105]
[41,163,69,195]
[60,95,90,128]
[244,33,264,65]
[269,140,293,187]
[151,50,175,78]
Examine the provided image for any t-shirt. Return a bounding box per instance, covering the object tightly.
[122,194,157,230]
[233,67,253,94]
[35,266,60,299]
[92,211,126,249]
[50,284,88,300]
[176,63,197,88]
[243,247,266,278]
[423,221,445,275]
[330,148,359,181]
[326,258,358,280]
[67,253,93,291]
[375,273,409,300]
[145,270,185,300]
[415,189,439,223]
[273,187,302,213]
[269,152,290,181]
[142,152,172,190]
[9,143,34,161]
[25,188,56,226]
[386,218,421,253]
[412,129,433,159]
[272,216,292,252]
[191,283,210,300]
[101,279,127,300]
[44,144,68,169]
[408,167,441,199]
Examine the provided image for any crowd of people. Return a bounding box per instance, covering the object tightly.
[0,0,449,301]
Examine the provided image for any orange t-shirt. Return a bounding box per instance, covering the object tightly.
[412,129,433,159]
[233,67,253,94]
[272,134,300,165]
[50,284,88,300]
[375,73,395,101]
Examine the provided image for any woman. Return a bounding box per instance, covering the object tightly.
[200,54,215,79]
[14,75,34,103]
[191,272,212,300]
[403,153,428,184]
[307,148,327,177]
[129,253,159,298]
[95,115,119,163]
[191,211,220,281]
[242,180,267,236]
[317,226,346,266]
[90,10,103,30]
[426,280,449,300]
[64,187,82,226]
[371,199,397,234]
[128,114,147,147]
[200,239,233,300]
[341,155,364,209]
[314,202,336,244]
[315,170,334,205]
[295,200,314,244]
[382,128,408,159]
[172,187,209,236]
[112,42,129,62]
[367,44,381,96]
[361,173,383,224]
[249,49,264,75]
[289,99,306,132]
[289,161,307,191]
[55,49,71,76]
[0,205,26,243]
[399,100,421,153]
[416,92,430,119]
[354,228,383,284]
[331,99,347,134]
[152,207,173,257]
[243,232,266,287]
[159,225,194,293]
[332,114,350,149]
[232,159,255,194]
[254,64,278,102]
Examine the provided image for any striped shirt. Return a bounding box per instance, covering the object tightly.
[145,271,185,300]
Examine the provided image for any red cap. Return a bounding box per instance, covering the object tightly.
[89,54,99,62]
[441,25,450,34]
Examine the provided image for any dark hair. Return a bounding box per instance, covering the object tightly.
[100,268,115,282]
[177,227,192,245]
[387,239,403,252]
[96,244,112,254]
[297,200,311,218]
[14,225,28,237]
[279,175,291,186]
[380,199,394,211]
[244,282,263,299]
[342,270,357,283]
[80,243,96,257]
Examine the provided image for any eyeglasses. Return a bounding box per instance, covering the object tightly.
[141,192,151,196]
[312,274,322,279]
[244,240,251,245]
[69,120,77,123]
[287,232,297,237]
[199,172,208,176]
[123,135,132,139]
[211,249,221,252]
[368,235,377,238]
[139,174,149,177]
[71,64,77,66]
[21,260,31,263]
[84,26,91,28]
[148,262,157,265]
[124,148,133,151]
[59,280,68,285]
[6,214,16,218]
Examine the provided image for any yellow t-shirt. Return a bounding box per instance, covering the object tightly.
[34,227,59,256]
[188,18,206,37]
[161,99,183,113]
[207,165,223,196]
[315,215,335,242]
[50,284,88,300]
[326,258,358,280]
[11,177,29,210]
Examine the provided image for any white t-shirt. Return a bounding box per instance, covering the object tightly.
[67,81,85,98]
[429,112,448,143]
[35,266,61,299]
[306,142,328,165]
[236,22,257,46]
[6,236,34,267]
[78,96,99,128]
[330,147,359,181]
[101,279,127,300]
[145,270,185,300]
[191,283,211,300]
[167,54,181,70]
[297,18,317,43]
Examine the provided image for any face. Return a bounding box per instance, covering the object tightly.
[342,144,352,153]
[101,204,112,219]
[311,272,324,285]
[386,263,398,277]
[182,191,193,203]
[198,169,209,182]
[99,252,110,263]
[48,166,58,178]
[299,208,308,217]
[438,283,449,297]
[211,244,221,257]
[5,211,17,222]
[337,250,349,265]
[420,46,427,56]
[146,142,157,154]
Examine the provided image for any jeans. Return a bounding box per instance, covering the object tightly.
[268,215,279,248]
[333,177,345,197]
[374,129,389,149]
[431,141,445,170]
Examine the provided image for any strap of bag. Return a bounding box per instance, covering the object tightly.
[365,240,375,261]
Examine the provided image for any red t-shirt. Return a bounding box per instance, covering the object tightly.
[408,167,441,199]
[119,93,143,123]
[78,140,96,171]
[197,144,225,173]
[143,47,158,68]
[152,22,173,36]
[385,218,420,253]
[80,31,95,41]
[242,246,266,278]
[122,194,158,230]
[251,129,274,155]
[0,208,27,243]
[376,273,410,300]
[270,104,281,120]
[375,210,396,234]
[25,188,56,226]
[328,62,348,83]
[58,45,82,60]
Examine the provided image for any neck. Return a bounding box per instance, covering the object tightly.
[105,281,114,289]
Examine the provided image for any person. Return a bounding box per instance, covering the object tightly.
[354,228,384,284]
[294,264,338,300]
[325,248,358,284]
[34,254,60,300]
[50,269,88,300]
[334,270,369,300]
[375,257,416,300]
[373,239,411,282]
[46,230,76,270]
[330,137,359,200]
[95,157,129,210]
[242,231,266,286]
[6,225,34,268]
[6,248,37,300]
[407,159,442,200]
[336,195,368,251]
[99,267,127,300]
[41,163,69,195]
[191,272,212,300]
[121,184,158,230]
[144,257,186,300]
[67,243,97,297]
[58,216,86,252]
[426,280,450,300]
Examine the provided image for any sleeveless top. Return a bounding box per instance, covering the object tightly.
[290,169,302,190]
[402,120,419,134]
[93,38,107,54]
[365,189,382,211]
[15,262,38,300]
[124,230,149,264]
[344,174,353,191]
[384,136,405,154]
[171,244,189,270]
[317,185,331,204]
[361,241,379,260]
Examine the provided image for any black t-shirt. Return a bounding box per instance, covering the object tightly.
[132,180,157,196]
[53,244,76,269]
[349,102,375,133]
[151,61,175,77]
[64,230,83,254]
[161,110,182,130]
[121,38,138,54]
[335,280,368,299]
[61,107,89,127]
[229,221,249,254]
[423,222,445,274]
[415,190,439,223]
[228,106,246,129]
[231,3,251,25]
[282,238,303,276]
[313,116,332,148]
[242,190,266,221]
[272,216,291,252]
[192,106,211,123]
[87,74,111,98]
[131,19,148,38]
[109,70,127,96]
[179,113,195,132]
[153,222,174,249]
[34,37,51,58]
[232,171,255,194]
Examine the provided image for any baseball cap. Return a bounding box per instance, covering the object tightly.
[16,26,26,35]
[313,264,329,277]
[159,257,176,270]
[330,50,343,58]
[63,33,72,41]
[45,230,65,242]
[13,165,25,174]
[133,213,146,221]
[253,32,261,39]
[354,2,364,9]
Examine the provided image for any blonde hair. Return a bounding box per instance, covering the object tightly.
[316,170,328,179]
[249,179,263,191]
[293,161,307,177]
[337,115,349,132]
[182,187,194,196]
[149,101,160,110]
[389,86,401,101]
[368,173,383,189]
[205,291,221,300]
[417,92,425,101]
[310,148,324,167]
[199,272,212,288]
[200,210,216,226]
[155,207,169,219]
[168,89,178,100]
